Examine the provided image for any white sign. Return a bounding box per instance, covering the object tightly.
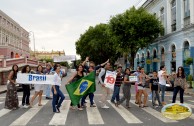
[129,76,138,82]
[16,73,56,85]
[104,71,117,90]
[53,55,76,62]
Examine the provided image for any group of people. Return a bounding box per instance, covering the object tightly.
[4,57,188,113]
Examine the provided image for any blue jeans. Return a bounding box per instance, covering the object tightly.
[159,84,166,102]
[172,86,184,103]
[81,93,94,106]
[45,85,51,97]
[111,85,121,102]
[52,85,65,112]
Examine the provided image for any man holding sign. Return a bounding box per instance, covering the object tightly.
[98,62,112,109]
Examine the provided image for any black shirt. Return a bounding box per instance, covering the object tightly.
[150,77,159,91]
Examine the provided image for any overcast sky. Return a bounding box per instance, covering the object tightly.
[0,0,146,56]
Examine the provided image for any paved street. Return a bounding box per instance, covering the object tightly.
[0,72,194,126]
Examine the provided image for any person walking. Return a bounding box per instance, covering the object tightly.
[111,66,123,105]
[158,65,171,105]
[66,64,84,111]
[30,65,44,107]
[138,67,149,108]
[133,67,141,104]
[4,64,19,110]
[52,64,65,113]
[118,68,132,108]
[98,62,111,109]
[149,71,162,108]
[44,63,52,100]
[21,65,31,108]
[81,57,109,107]
[172,66,187,103]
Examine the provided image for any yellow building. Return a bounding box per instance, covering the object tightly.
[30,50,65,60]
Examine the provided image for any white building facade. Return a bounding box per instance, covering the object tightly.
[135,0,194,76]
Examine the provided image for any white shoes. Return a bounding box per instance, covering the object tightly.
[21,105,29,109]
[101,105,109,109]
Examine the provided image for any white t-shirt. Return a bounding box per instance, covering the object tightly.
[158,70,166,85]
[53,72,61,86]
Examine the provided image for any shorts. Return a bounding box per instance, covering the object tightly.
[138,86,145,90]
[34,84,44,92]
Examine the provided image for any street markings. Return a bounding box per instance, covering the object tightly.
[0,101,22,118]
[189,100,194,103]
[86,100,104,125]
[108,100,142,124]
[131,100,177,123]
[10,100,48,126]
[0,102,3,105]
[49,100,71,125]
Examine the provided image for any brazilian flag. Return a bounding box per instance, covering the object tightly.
[66,71,96,106]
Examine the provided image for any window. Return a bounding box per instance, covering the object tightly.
[171,0,176,32]
[171,44,176,60]
[184,0,190,26]
[160,7,165,26]
[184,0,190,18]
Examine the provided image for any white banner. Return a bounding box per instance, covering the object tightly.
[53,55,76,62]
[16,73,55,85]
[104,71,116,90]
[129,76,138,82]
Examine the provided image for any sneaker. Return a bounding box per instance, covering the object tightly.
[78,108,83,111]
[90,104,96,107]
[101,105,109,109]
[111,100,115,104]
[21,105,28,109]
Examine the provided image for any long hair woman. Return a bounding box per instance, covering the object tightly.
[21,65,31,108]
[138,67,149,108]
[30,65,44,107]
[52,64,65,113]
[4,64,19,110]
[118,68,132,108]
[172,66,187,103]
[66,64,84,111]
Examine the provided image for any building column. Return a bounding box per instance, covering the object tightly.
[166,0,171,34]
[190,0,194,24]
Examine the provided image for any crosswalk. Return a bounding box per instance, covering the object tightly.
[0,99,193,125]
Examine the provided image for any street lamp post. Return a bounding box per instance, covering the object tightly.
[29,31,36,57]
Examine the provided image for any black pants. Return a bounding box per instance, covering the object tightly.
[172,86,184,103]
[22,85,30,105]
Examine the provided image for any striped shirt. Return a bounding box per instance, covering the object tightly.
[115,73,123,86]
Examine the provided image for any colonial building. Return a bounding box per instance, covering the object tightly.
[0,10,30,59]
[32,50,65,60]
[135,0,194,76]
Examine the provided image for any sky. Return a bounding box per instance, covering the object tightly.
[0,0,146,56]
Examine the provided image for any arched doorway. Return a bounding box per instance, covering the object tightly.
[153,49,158,71]
[183,41,190,75]
[11,52,14,58]
[161,47,165,66]
[146,51,151,73]
[141,53,145,68]
[136,54,140,66]
[171,44,176,72]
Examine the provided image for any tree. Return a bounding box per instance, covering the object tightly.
[109,6,164,68]
[75,23,121,65]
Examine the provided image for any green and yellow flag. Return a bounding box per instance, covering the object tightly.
[66,72,96,106]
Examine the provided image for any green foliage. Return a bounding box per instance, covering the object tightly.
[185,57,193,65]
[76,23,121,65]
[188,75,193,81]
[109,6,164,67]
[60,61,70,68]
[39,58,53,63]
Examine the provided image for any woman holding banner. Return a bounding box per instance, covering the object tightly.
[51,64,65,113]
[21,65,31,108]
[4,64,19,110]
[30,65,44,107]
[66,64,84,111]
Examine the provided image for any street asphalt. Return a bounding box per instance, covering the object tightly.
[0,71,194,126]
